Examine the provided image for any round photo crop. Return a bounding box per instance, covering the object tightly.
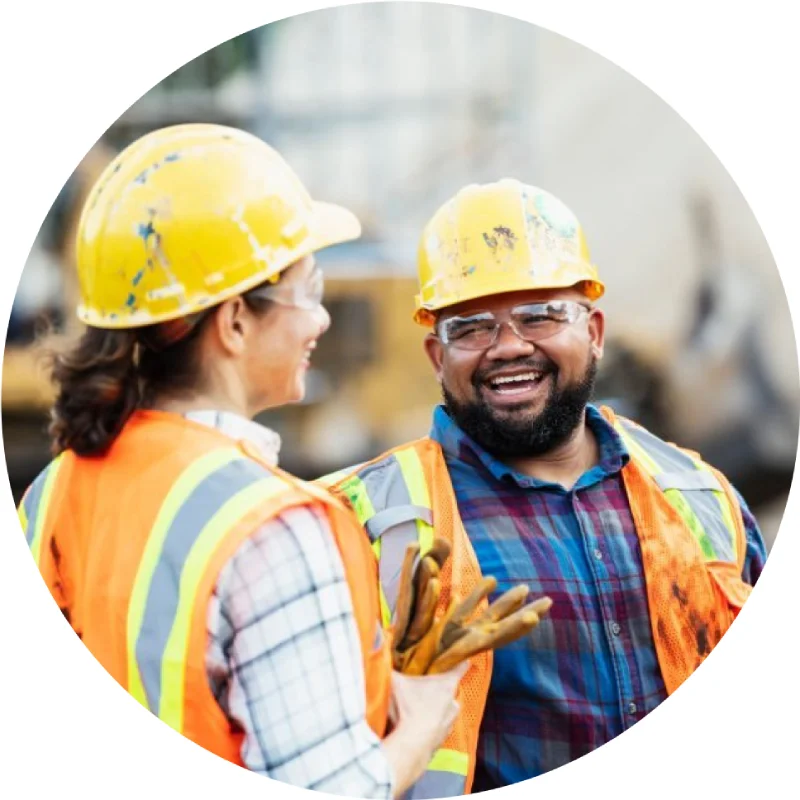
[3,3,796,799]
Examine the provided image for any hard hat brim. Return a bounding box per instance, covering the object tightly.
[413,276,605,326]
[309,200,362,251]
[77,199,362,330]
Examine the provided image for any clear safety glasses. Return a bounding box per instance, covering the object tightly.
[245,267,325,311]
[437,300,592,351]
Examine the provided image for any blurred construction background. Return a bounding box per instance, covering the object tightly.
[3,3,797,549]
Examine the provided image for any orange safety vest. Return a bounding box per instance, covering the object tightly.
[320,406,754,797]
[19,410,391,766]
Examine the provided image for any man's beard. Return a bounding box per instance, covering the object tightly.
[442,355,598,458]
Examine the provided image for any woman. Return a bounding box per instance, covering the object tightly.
[18,124,465,797]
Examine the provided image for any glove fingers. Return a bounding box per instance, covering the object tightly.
[477,584,530,623]
[450,576,498,626]
[392,542,421,648]
[526,596,554,617]
[428,597,553,674]
[427,627,490,674]
[413,555,440,600]
[402,573,441,649]
[403,598,459,676]
[475,597,553,652]
[425,537,452,570]
[438,620,471,653]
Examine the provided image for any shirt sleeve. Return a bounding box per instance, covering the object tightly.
[206,503,394,798]
[732,488,768,586]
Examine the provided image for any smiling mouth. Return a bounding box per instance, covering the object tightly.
[484,371,549,395]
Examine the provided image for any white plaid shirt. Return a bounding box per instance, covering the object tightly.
[186,411,393,798]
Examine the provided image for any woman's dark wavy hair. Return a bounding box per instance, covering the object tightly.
[46,289,274,457]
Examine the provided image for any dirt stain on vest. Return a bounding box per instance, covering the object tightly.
[695,625,709,656]
[688,610,711,656]
[671,582,689,607]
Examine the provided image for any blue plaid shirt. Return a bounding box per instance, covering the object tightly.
[429,404,767,789]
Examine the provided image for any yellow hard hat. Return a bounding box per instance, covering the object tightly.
[414,179,604,326]
[76,123,361,328]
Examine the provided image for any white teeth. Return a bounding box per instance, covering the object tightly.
[491,372,541,385]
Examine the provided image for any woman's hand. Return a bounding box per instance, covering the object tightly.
[381,662,470,798]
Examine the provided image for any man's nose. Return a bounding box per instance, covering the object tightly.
[486,320,536,358]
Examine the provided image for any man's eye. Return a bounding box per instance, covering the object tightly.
[451,320,493,338]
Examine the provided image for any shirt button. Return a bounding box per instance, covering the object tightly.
[627,702,638,715]
[593,548,604,561]
[610,621,621,636]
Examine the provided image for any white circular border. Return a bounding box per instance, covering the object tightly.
[1,2,796,798]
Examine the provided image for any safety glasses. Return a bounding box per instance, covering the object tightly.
[437,300,592,351]
[245,267,325,311]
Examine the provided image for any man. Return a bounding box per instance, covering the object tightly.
[319,179,767,795]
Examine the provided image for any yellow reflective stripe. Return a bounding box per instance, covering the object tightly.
[394,448,434,555]
[159,475,285,729]
[341,476,392,621]
[618,424,716,559]
[316,466,357,489]
[29,455,65,566]
[17,501,28,539]
[370,539,392,628]
[378,586,392,629]
[339,475,377,526]
[616,424,661,476]
[428,748,469,775]
[697,462,739,559]
[663,488,715,560]
[126,448,243,710]
[343,477,389,621]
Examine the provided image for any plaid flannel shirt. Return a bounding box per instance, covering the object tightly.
[429,403,767,789]
[187,411,393,798]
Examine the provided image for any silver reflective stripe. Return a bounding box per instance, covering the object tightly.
[358,456,413,530]
[619,418,736,562]
[22,466,52,548]
[400,771,467,800]
[357,455,425,616]
[366,504,433,617]
[135,457,268,712]
[316,462,367,489]
[619,419,696,473]
[380,519,422,616]
[654,471,723,492]
[682,484,736,562]
[365,504,433,539]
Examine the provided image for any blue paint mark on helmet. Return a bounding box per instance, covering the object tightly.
[137,221,156,242]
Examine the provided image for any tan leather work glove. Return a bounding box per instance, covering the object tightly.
[391,538,452,669]
[391,539,553,676]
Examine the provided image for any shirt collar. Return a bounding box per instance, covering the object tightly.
[429,403,629,488]
[183,409,282,467]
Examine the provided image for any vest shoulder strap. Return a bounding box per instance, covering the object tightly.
[127,448,301,728]
[326,442,436,625]
[612,413,744,566]
[20,452,68,566]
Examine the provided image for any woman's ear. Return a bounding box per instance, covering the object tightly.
[212,297,249,356]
